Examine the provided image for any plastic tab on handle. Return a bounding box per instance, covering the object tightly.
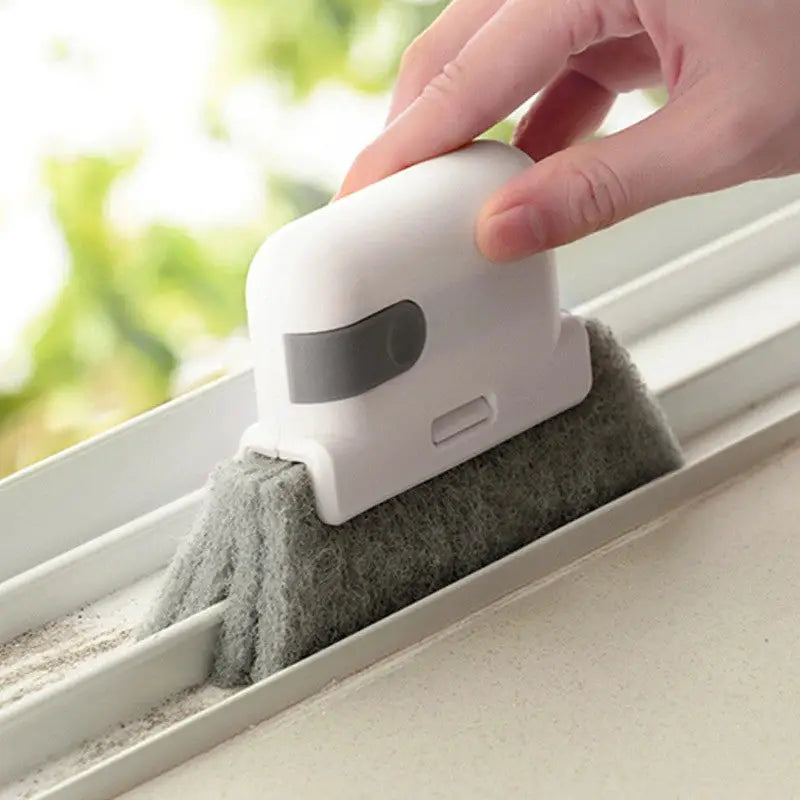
[284,300,426,403]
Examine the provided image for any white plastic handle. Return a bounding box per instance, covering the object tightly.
[242,140,592,524]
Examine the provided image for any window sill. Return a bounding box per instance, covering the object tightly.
[121,438,800,800]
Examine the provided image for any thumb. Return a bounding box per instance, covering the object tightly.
[476,97,732,262]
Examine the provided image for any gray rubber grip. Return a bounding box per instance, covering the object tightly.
[283,300,427,403]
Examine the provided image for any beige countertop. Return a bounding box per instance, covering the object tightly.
[125,441,800,799]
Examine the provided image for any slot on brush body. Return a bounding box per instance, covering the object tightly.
[432,396,493,446]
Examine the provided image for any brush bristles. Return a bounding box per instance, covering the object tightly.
[141,319,683,686]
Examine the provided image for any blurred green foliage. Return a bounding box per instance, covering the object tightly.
[0,154,266,475]
[215,0,445,95]
[0,0,454,477]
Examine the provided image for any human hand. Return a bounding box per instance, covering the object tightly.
[338,0,800,261]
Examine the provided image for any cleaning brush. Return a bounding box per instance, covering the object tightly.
[141,141,683,687]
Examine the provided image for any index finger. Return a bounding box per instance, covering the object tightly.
[338,0,641,197]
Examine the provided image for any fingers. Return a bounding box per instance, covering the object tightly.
[512,71,616,162]
[338,0,642,198]
[386,0,506,126]
[567,32,662,94]
[512,33,661,161]
[476,94,727,261]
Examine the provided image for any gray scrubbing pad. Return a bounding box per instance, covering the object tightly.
[142,319,683,686]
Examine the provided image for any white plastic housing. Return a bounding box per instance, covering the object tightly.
[243,140,592,524]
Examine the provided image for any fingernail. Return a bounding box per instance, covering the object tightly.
[478,205,547,262]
